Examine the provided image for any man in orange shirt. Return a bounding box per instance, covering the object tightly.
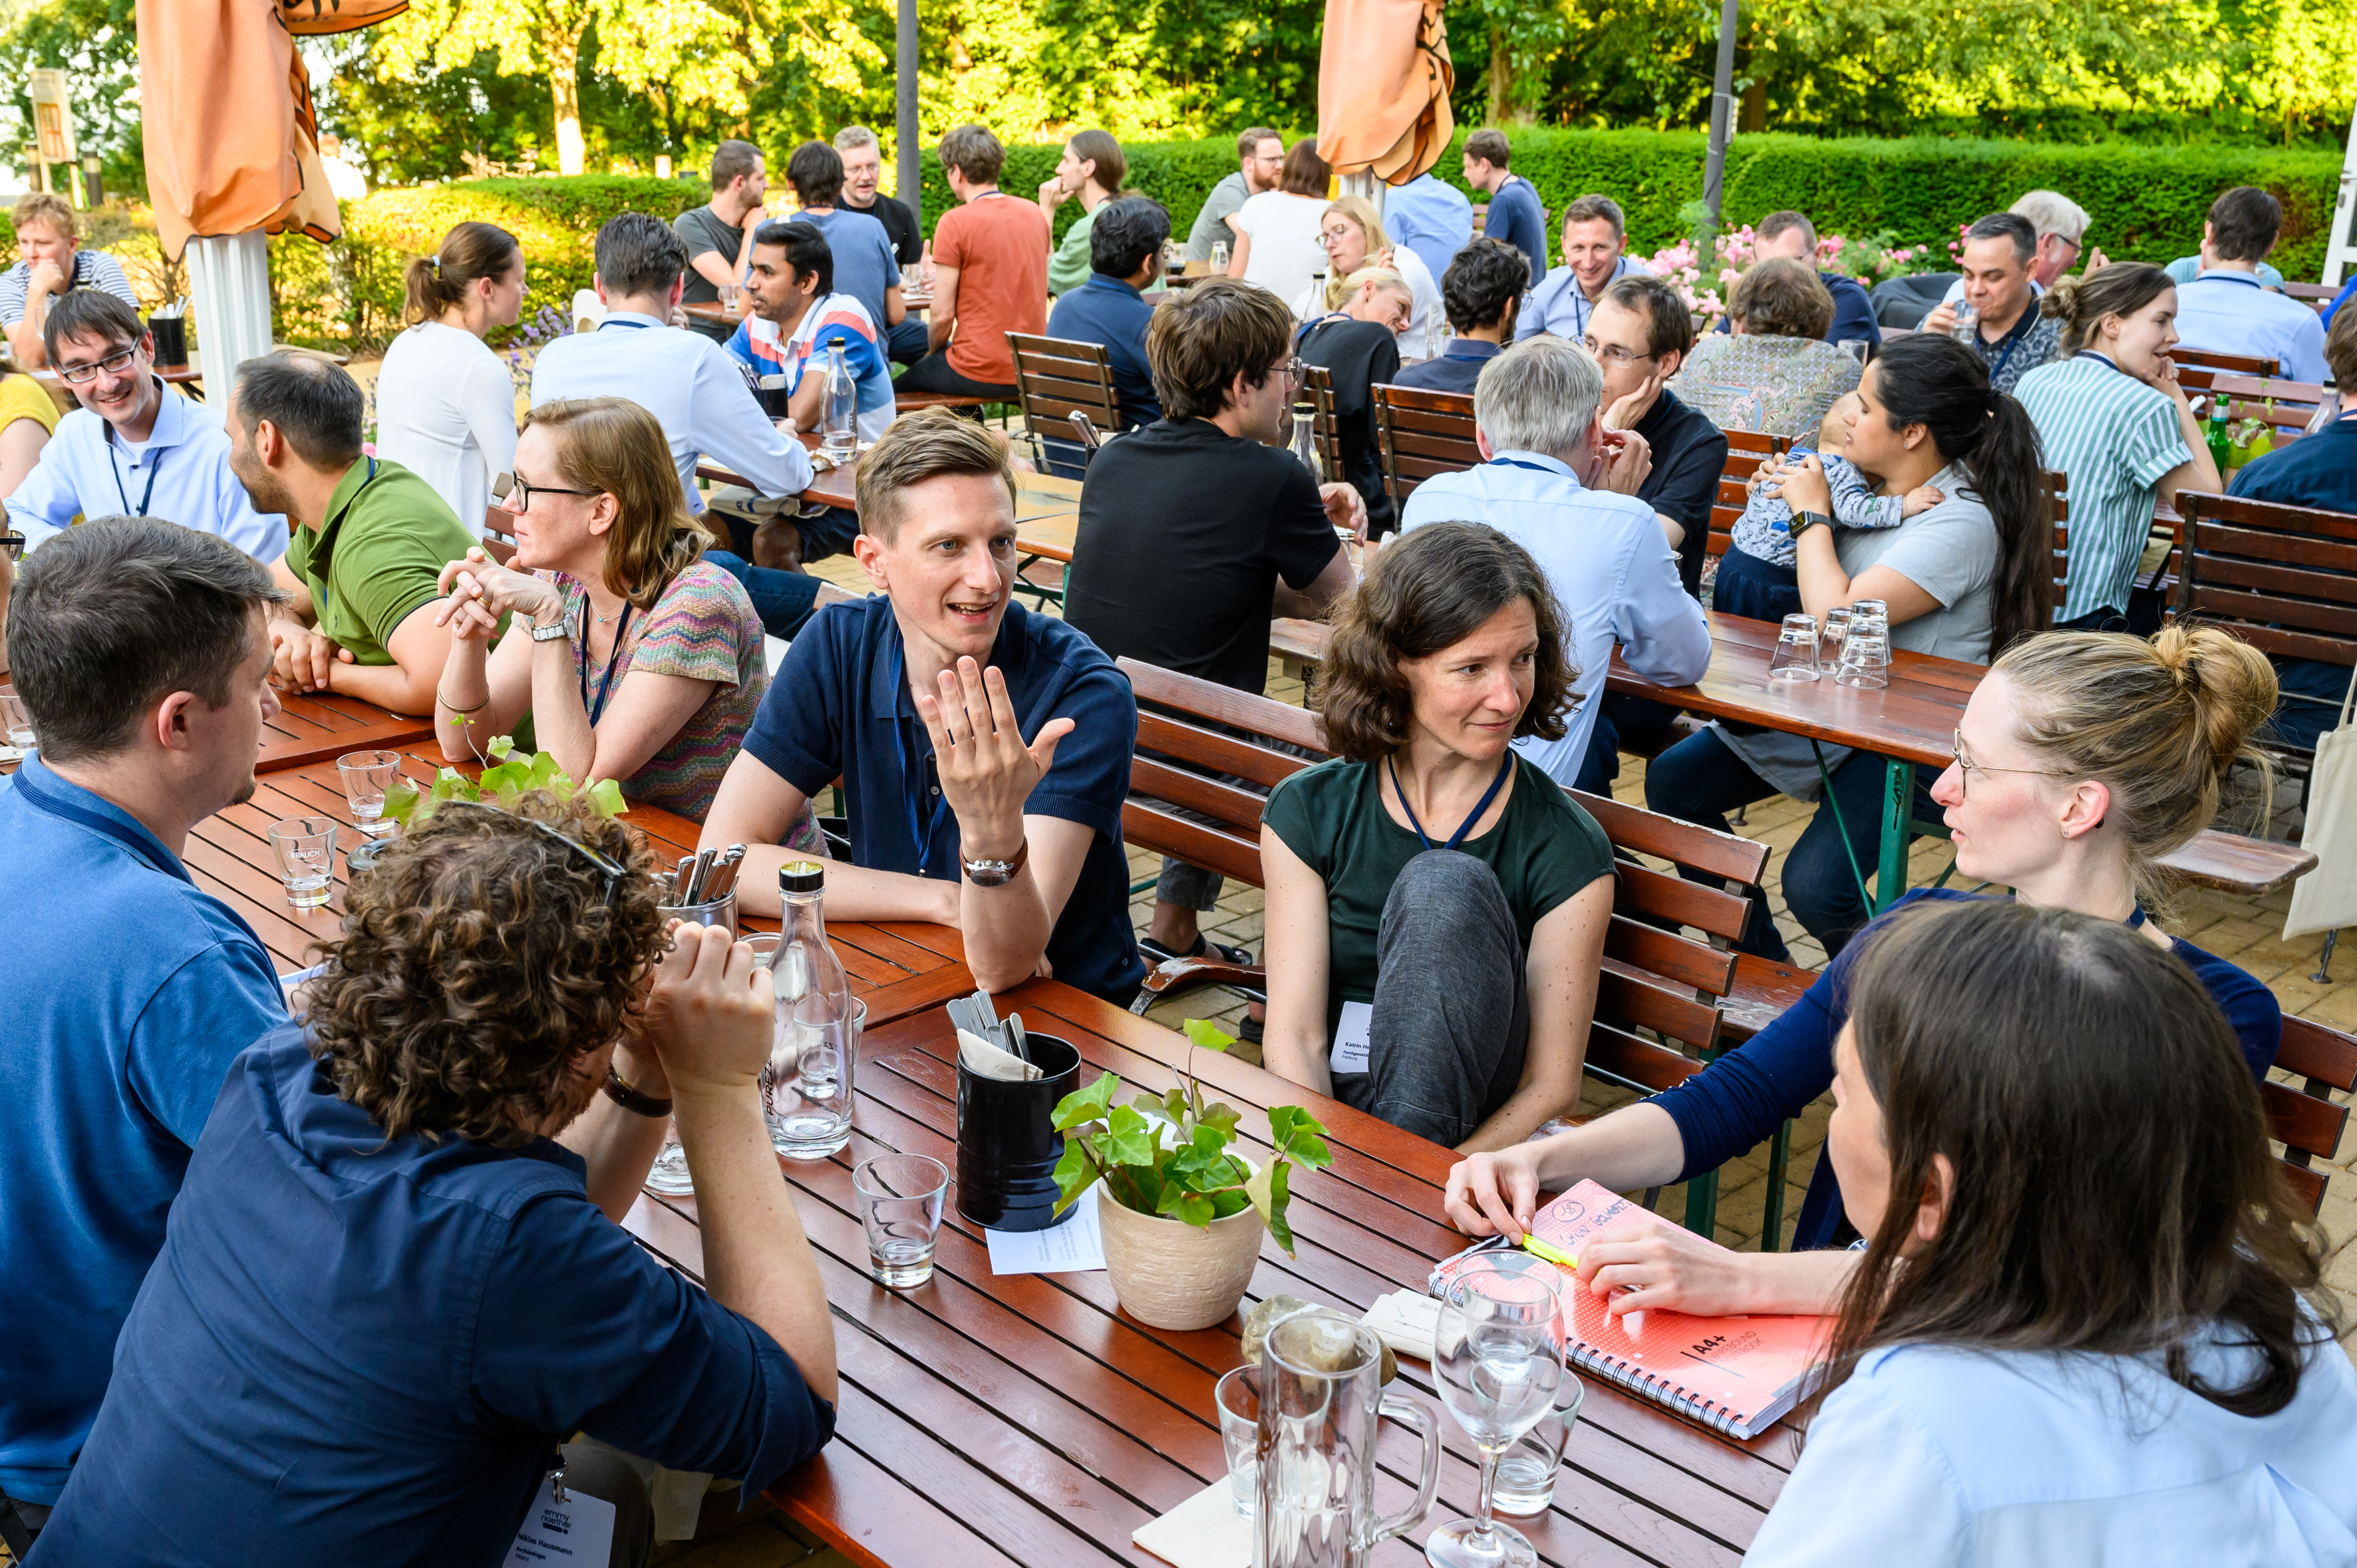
[899,125,1048,402]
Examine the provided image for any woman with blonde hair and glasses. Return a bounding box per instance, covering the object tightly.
[1448,625,2284,1316]
[431,395,820,843]
[1292,196,1442,359]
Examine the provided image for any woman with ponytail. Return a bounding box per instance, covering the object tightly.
[1448,626,2285,1326]
[1646,333,2056,961]
[2014,261,2221,631]
[373,222,526,541]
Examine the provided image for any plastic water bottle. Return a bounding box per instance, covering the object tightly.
[766,861,854,1159]
[820,342,858,460]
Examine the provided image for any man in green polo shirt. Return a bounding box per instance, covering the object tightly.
[228,352,484,716]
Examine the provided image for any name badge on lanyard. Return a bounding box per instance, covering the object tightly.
[503,1473,616,1565]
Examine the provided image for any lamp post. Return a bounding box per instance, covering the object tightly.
[895,0,919,218]
[1700,0,1740,251]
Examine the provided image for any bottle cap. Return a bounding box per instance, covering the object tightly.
[778,860,826,895]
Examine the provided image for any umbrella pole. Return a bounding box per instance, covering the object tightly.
[1336,169,1384,223]
[895,0,920,222]
[1700,0,1740,251]
[186,232,275,388]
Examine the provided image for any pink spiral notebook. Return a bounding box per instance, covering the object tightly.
[1429,1180,1834,1440]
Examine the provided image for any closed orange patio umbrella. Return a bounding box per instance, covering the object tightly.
[1316,0,1454,184]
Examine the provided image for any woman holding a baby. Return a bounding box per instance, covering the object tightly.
[1645,332,2056,963]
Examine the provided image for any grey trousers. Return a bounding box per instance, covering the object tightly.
[1333,850,1530,1147]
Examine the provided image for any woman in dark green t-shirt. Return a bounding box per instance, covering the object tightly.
[1261,523,1616,1151]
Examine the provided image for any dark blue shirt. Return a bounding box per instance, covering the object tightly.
[2229,416,2357,515]
[1713,269,1881,349]
[35,1026,833,1563]
[1392,338,1500,394]
[744,596,1146,1005]
[1047,272,1162,426]
[1483,178,1547,287]
[1654,889,2282,1251]
[0,757,285,1507]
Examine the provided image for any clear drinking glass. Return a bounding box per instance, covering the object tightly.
[267,815,338,909]
[1210,239,1229,273]
[1766,613,1821,683]
[0,685,34,756]
[1849,597,1889,625]
[1819,607,1852,662]
[1837,337,1869,365]
[1949,299,1978,343]
[854,1152,947,1289]
[1490,1376,1586,1516]
[1426,1255,1565,1568]
[335,749,402,839]
[1835,619,1892,689]
[1214,1364,1263,1516]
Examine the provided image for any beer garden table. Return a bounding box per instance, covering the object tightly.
[623,977,1793,1568]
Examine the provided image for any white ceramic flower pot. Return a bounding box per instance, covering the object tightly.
[1096,1182,1266,1331]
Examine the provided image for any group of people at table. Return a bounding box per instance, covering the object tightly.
[0,123,2354,1564]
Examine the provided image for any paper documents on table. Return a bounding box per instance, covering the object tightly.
[1132,1476,1250,1568]
[958,1026,1041,1081]
[985,1184,1104,1274]
[1362,1289,1442,1362]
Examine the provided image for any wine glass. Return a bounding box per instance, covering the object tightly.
[1426,1255,1565,1568]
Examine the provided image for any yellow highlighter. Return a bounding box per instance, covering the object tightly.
[1519,1234,1576,1271]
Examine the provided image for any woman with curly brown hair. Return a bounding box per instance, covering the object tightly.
[1259,522,1617,1151]
[37,793,838,1567]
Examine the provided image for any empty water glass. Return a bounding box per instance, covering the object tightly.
[1819,607,1852,660]
[1837,337,1870,365]
[1214,1363,1263,1515]
[335,749,403,838]
[267,815,338,909]
[854,1153,947,1289]
[1849,597,1889,627]
[1767,614,1821,683]
[0,685,33,756]
[1490,1375,1586,1517]
[1428,1255,1565,1568]
[1835,619,1892,689]
[644,1116,695,1195]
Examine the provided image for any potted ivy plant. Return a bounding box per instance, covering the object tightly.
[361,738,627,870]
[1050,1020,1333,1331]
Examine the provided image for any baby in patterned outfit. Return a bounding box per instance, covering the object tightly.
[1712,392,1946,623]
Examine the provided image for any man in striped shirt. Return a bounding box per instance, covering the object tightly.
[1,193,138,371]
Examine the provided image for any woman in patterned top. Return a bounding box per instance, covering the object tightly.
[430,396,822,842]
[1670,257,1862,442]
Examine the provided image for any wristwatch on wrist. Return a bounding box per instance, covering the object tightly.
[602,1066,673,1118]
[960,838,1031,888]
[529,610,573,643]
[1788,510,1834,540]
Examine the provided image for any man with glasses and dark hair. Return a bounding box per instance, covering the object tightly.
[3,291,286,562]
[1583,274,1726,600]
[224,351,479,716]
[531,212,813,520]
[0,517,292,1551]
[35,795,839,1565]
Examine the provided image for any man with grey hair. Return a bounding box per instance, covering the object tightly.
[1400,337,1710,792]
[833,124,929,363]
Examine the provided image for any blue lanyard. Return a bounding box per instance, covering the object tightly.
[578,601,633,728]
[1387,753,1513,852]
[597,317,655,331]
[1486,456,1561,476]
[109,400,164,517]
[887,635,955,879]
[1982,307,2036,382]
[2202,273,2265,291]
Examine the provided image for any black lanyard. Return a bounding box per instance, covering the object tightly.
[1387,753,1513,852]
[579,601,633,727]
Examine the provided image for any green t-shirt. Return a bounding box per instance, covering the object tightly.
[1261,754,1615,1040]
[282,457,480,665]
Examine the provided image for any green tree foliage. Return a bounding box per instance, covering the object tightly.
[0,0,142,195]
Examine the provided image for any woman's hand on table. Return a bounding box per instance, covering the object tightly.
[435,549,565,642]
[1573,1216,1768,1319]
[1445,1144,1543,1240]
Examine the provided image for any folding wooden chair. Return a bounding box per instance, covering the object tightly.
[1374,384,1480,510]
[1005,333,1121,480]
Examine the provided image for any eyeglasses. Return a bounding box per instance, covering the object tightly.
[492,472,599,512]
[1277,357,1308,386]
[434,799,629,906]
[1,531,23,563]
[1579,335,1656,368]
[1951,729,2076,800]
[56,345,140,385]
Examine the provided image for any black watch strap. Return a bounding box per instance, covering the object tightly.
[603,1066,674,1118]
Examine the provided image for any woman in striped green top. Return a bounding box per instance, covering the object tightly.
[2012,264,2221,631]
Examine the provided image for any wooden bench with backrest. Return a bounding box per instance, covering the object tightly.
[2173,347,2281,379]
[1293,365,1344,480]
[1702,430,1786,561]
[1374,383,1480,511]
[894,389,990,414]
[2281,281,2339,310]
[1006,333,1121,480]
[2172,367,2326,445]
[1114,656,1786,1236]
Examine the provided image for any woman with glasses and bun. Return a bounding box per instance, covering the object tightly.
[1744,896,2357,1563]
[431,394,819,846]
[1448,625,2284,1319]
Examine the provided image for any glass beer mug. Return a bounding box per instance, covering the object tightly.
[1255,1309,1441,1568]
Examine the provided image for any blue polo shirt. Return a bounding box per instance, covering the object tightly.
[2175,269,2330,385]
[1383,174,1474,285]
[2229,415,2357,514]
[0,756,286,1507]
[744,595,1146,1005]
[1482,177,1547,285]
[1047,273,1162,426]
[35,1025,834,1563]
[1392,338,1499,394]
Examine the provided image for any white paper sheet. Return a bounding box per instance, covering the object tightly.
[1133,1474,1253,1568]
[1331,1000,1373,1075]
[986,1184,1106,1274]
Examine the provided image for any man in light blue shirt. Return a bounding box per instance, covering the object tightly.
[530,212,814,516]
[1517,194,1654,343]
[4,291,287,563]
[0,518,291,1548]
[1383,172,1474,285]
[2171,186,2328,384]
[1402,336,1710,792]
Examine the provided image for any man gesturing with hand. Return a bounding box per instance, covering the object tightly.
[703,409,1146,1004]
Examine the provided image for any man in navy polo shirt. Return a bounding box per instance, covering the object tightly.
[0,518,291,1551]
[704,409,1146,1004]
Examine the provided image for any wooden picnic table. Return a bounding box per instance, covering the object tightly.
[623,978,1791,1567]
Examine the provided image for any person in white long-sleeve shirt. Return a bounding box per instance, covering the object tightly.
[371,221,524,540]
[1402,336,1710,794]
[529,212,812,519]
[1743,897,2357,1568]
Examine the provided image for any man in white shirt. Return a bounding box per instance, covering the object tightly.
[2173,186,2330,385]
[1402,336,1710,790]
[3,291,286,563]
[1515,194,1653,343]
[529,212,813,518]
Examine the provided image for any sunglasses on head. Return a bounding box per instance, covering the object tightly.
[433,799,629,907]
